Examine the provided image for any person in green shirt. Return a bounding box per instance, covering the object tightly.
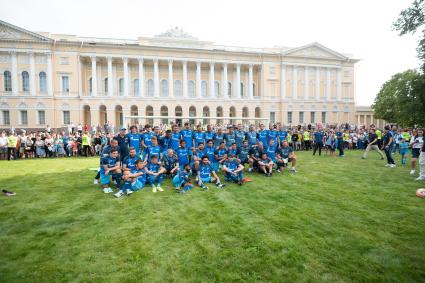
[7,132,17,161]
[82,132,91,157]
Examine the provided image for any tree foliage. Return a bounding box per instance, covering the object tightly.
[372,70,425,127]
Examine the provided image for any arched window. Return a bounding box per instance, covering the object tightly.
[104,78,108,94]
[202,106,210,125]
[22,71,29,92]
[242,107,249,125]
[214,81,220,97]
[39,72,47,93]
[4,71,11,92]
[188,80,195,97]
[174,80,182,97]
[227,81,232,98]
[189,106,196,125]
[175,106,183,126]
[160,105,168,124]
[134,79,139,96]
[201,81,208,97]
[118,78,124,96]
[161,79,168,97]
[89,78,92,93]
[229,106,236,125]
[216,106,223,125]
[146,105,154,125]
[147,79,154,97]
[240,82,244,97]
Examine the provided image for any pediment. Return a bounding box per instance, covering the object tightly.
[0,20,51,41]
[283,43,347,60]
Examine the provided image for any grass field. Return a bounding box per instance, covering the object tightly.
[1,150,425,282]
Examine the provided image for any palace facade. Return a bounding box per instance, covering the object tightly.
[0,20,379,129]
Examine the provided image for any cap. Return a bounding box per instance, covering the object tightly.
[120,127,127,131]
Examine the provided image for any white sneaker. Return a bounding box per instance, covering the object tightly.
[385,164,391,167]
[410,170,416,176]
[108,187,113,193]
[390,164,396,168]
[152,186,157,193]
[157,186,164,192]
[114,191,124,198]
[103,187,111,194]
[126,189,133,196]
[290,167,297,173]
[93,179,98,185]
[415,176,425,181]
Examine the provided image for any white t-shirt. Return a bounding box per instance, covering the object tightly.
[0,136,7,147]
[411,136,424,149]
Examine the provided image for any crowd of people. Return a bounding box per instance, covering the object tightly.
[1,121,424,196]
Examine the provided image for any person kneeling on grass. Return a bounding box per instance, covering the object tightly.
[161,149,179,177]
[197,155,225,190]
[278,141,297,173]
[223,154,244,185]
[146,155,166,193]
[100,148,122,194]
[173,164,194,193]
[258,152,274,177]
[115,160,147,198]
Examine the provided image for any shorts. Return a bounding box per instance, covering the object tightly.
[412,148,420,158]
[240,158,249,165]
[0,147,7,154]
[200,176,211,183]
[399,149,408,155]
[212,162,219,172]
[100,172,111,185]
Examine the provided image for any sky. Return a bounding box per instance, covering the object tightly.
[0,0,421,106]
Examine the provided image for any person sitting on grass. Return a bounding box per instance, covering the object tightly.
[146,155,166,193]
[214,141,228,172]
[122,147,141,172]
[94,138,119,185]
[237,140,250,170]
[192,142,205,175]
[173,164,194,193]
[278,141,297,173]
[114,160,147,198]
[248,142,264,174]
[100,148,122,194]
[145,136,162,163]
[197,155,225,190]
[223,153,244,185]
[161,149,179,177]
[258,152,274,177]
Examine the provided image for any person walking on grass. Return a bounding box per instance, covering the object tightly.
[382,125,395,168]
[416,139,425,181]
[362,129,385,160]
[409,128,424,176]
[312,129,324,156]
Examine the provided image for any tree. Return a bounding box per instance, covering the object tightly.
[393,0,425,71]
[372,70,425,127]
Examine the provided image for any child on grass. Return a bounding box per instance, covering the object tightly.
[173,164,194,193]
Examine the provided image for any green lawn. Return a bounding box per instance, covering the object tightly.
[1,151,424,282]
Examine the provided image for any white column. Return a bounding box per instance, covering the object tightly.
[292,65,297,99]
[315,67,320,100]
[123,57,129,96]
[326,68,331,100]
[304,67,309,100]
[336,68,342,101]
[91,56,97,96]
[138,58,144,97]
[280,64,286,99]
[29,52,36,96]
[107,57,114,96]
[78,56,82,97]
[196,61,201,98]
[168,59,174,98]
[182,60,188,98]
[11,52,18,95]
[248,64,253,99]
[153,58,159,97]
[357,114,360,125]
[222,63,228,99]
[209,62,215,97]
[236,63,241,98]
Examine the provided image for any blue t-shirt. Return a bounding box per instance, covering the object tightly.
[278,131,288,144]
[214,148,227,162]
[314,132,324,143]
[383,131,394,147]
[205,146,215,162]
[258,130,268,146]
[205,131,215,142]
[142,132,154,148]
[161,154,178,169]
[126,133,142,152]
[193,132,205,147]
[176,147,190,165]
[180,129,194,149]
[170,132,181,150]
[100,156,119,173]
[214,134,225,148]
[148,163,161,173]
[194,148,206,160]
[147,145,161,161]
[238,146,250,161]
[225,159,240,171]
[227,147,238,157]
[199,163,214,179]
[246,131,258,146]
[225,132,236,148]
[266,144,277,161]
[267,130,278,145]
[235,130,245,148]
[131,168,146,183]
[279,147,293,159]
[159,136,171,152]
[124,155,141,171]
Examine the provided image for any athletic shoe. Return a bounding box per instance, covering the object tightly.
[93,179,98,185]
[380,157,385,160]
[157,186,164,192]
[361,156,366,159]
[201,185,209,191]
[410,170,416,176]
[114,191,124,198]
[104,187,111,194]
[385,164,391,167]
[2,189,16,196]
[277,169,282,173]
[238,180,243,186]
[390,164,396,168]
[152,186,157,193]
[290,168,297,173]
[217,184,223,189]
[126,189,133,196]
[107,187,113,193]
[415,176,425,181]
[248,168,253,174]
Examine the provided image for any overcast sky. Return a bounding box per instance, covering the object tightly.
[0,0,421,105]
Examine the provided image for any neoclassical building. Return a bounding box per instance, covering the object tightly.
[0,20,370,129]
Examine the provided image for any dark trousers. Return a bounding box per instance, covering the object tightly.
[313,142,323,156]
[304,140,311,151]
[83,145,91,157]
[384,148,395,164]
[7,147,16,160]
[337,142,344,156]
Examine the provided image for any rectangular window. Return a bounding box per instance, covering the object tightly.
[1,110,10,125]
[270,112,276,124]
[20,110,28,125]
[299,111,304,124]
[60,57,69,65]
[38,110,45,125]
[310,111,315,124]
[63,111,70,125]
[62,76,69,93]
[322,111,326,123]
[287,111,292,124]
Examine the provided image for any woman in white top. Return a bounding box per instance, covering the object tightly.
[410,128,424,176]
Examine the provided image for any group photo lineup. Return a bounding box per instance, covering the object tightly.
[1,0,424,282]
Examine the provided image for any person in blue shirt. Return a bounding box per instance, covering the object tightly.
[258,124,268,146]
[122,147,141,172]
[145,136,162,163]
[227,142,238,157]
[234,124,246,149]
[114,159,147,198]
[193,125,205,148]
[99,148,121,193]
[336,129,344,157]
[173,164,194,193]
[204,125,215,142]
[246,125,258,148]
[180,122,194,151]
[126,125,142,156]
[205,139,216,166]
[399,137,409,165]
[161,149,179,176]
[197,156,224,190]
[237,140,250,166]
[277,124,288,147]
[223,154,244,185]
[214,128,225,148]
[93,138,119,185]
[176,140,190,169]
[141,125,154,159]
[313,129,324,156]
[192,142,205,174]
[115,127,129,161]
[267,124,278,146]
[382,125,395,167]
[258,152,274,177]
[276,141,297,172]
[224,127,236,148]
[159,130,172,154]
[170,125,181,151]
[146,155,166,192]
[214,141,228,171]
[266,139,278,162]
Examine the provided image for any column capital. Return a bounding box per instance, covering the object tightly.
[209,62,215,67]
[122,56,129,63]
[90,55,97,61]
[8,50,17,55]
[168,59,173,65]
[222,62,228,68]
[107,56,113,61]
[196,61,202,67]
[236,63,241,68]
[137,57,144,63]
[182,60,187,65]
